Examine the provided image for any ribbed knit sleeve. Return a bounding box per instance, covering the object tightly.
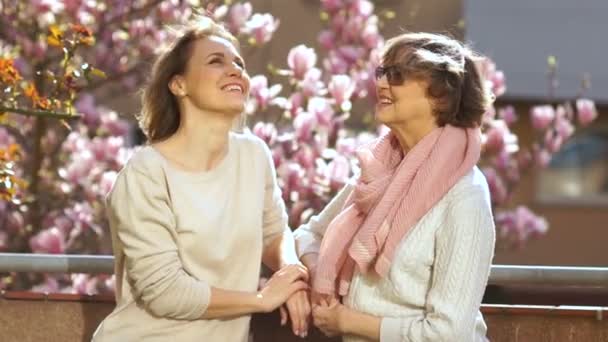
[292,184,354,258]
[107,162,211,320]
[380,184,495,341]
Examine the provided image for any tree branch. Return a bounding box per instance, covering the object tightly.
[0,106,81,120]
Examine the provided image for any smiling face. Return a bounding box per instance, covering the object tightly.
[170,35,250,117]
[375,68,435,128]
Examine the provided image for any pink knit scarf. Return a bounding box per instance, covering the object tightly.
[314,125,481,296]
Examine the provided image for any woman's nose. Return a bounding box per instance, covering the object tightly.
[228,62,244,77]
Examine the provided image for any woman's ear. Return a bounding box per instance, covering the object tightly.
[168,75,187,97]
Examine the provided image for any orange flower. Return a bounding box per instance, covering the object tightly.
[72,24,95,45]
[24,83,38,99]
[71,24,92,37]
[0,58,22,84]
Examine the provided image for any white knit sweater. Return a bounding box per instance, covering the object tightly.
[294,167,495,342]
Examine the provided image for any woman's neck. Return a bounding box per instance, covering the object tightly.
[157,109,235,172]
[388,116,438,152]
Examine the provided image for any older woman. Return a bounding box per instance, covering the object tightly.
[295,32,496,342]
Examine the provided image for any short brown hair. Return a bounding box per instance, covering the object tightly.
[138,16,239,143]
[382,32,491,128]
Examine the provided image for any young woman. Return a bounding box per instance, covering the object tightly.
[92,17,310,341]
[295,32,496,342]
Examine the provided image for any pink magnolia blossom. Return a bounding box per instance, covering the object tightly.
[31,276,59,293]
[105,275,116,293]
[492,150,521,183]
[245,13,279,45]
[337,45,365,64]
[99,171,118,196]
[533,144,552,168]
[288,45,317,80]
[32,0,64,13]
[299,68,324,97]
[227,2,252,33]
[544,130,563,153]
[483,120,509,154]
[477,58,506,97]
[323,51,349,75]
[293,111,317,141]
[90,136,124,162]
[329,75,355,110]
[71,274,99,294]
[554,115,575,139]
[294,146,316,170]
[576,98,598,126]
[321,0,344,13]
[343,16,365,42]
[252,122,278,145]
[75,94,100,128]
[318,30,335,50]
[61,150,95,184]
[495,207,548,245]
[350,0,374,19]
[325,155,351,191]
[336,137,357,156]
[361,21,382,49]
[286,92,304,117]
[530,105,555,130]
[497,106,517,125]
[481,167,508,205]
[64,202,95,232]
[307,97,334,126]
[100,111,130,137]
[247,75,282,113]
[29,227,66,254]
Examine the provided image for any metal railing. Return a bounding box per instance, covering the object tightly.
[1,253,608,287]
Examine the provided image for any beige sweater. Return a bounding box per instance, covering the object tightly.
[294,167,495,342]
[92,133,288,342]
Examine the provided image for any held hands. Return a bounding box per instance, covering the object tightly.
[280,289,311,338]
[265,257,351,339]
[258,264,309,313]
[312,296,350,337]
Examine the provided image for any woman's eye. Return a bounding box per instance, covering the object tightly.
[210,58,222,64]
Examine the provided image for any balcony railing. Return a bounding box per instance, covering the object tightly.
[1,252,608,287]
[1,253,607,342]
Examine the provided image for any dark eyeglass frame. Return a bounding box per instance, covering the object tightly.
[374,65,408,86]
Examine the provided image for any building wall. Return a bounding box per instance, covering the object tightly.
[105,1,607,267]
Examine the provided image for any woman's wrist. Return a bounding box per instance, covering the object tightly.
[339,307,382,339]
[338,305,355,334]
[252,291,271,313]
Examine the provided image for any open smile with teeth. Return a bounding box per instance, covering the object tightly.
[378,96,393,105]
[222,84,244,93]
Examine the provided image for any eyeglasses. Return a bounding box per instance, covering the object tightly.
[374,65,407,85]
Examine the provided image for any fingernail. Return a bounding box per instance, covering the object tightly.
[295,330,299,335]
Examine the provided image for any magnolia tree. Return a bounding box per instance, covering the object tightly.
[0,0,598,294]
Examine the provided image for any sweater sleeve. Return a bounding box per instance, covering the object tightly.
[380,185,496,342]
[108,164,211,320]
[292,183,354,258]
[259,140,290,246]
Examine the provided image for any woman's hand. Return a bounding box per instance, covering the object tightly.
[312,296,349,337]
[258,264,309,313]
[280,290,311,338]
